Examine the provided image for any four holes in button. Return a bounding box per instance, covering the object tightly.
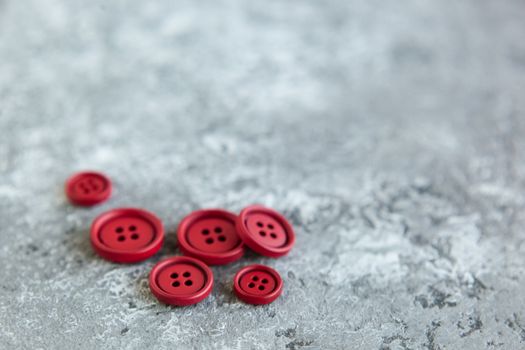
[115,226,140,242]
[257,221,278,239]
[202,226,227,244]
[78,179,100,194]
[171,271,193,288]
[247,274,269,292]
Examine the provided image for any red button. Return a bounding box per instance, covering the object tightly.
[233,264,283,305]
[236,205,295,258]
[177,209,244,265]
[149,256,214,306]
[90,208,164,263]
[65,171,112,206]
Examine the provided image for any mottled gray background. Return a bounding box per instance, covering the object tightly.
[1,0,525,349]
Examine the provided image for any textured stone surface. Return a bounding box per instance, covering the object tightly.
[1,0,525,349]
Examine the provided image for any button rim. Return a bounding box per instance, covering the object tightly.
[65,171,112,206]
[236,205,295,258]
[233,264,283,305]
[177,209,244,265]
[90,208,164,263]
[149,256,214,306]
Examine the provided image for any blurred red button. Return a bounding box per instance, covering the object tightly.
[236,205,295,258]
[233,264,283,305]
[90,208,164,263]
[149,256,213,306]
[177,209,244,265]
[65,171,112,206]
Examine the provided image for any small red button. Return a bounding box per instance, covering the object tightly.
[65,171,112,206]
[177,209,244,265]
[149,256,214,306]
[90,208,164,263]
[236,205,295,258]
[233,264,283,305]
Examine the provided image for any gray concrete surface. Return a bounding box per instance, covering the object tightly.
[1,0,525,349]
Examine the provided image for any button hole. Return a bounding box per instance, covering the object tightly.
[131,233,139,240]
[248,283,255,288]
[117,236,125,242]
[129,225,137,231]
[218,236,226,242]
[183,272,191,277]
[116,227,124,233]
[214,227,222,234]
[258,285,265,291]
[205,237,214,244]
[185,280,193,286]
[202,229,210,235]
[268,224,274,229]
[172,281,180,287]
[170,273,179,279]
[259,231,266,237]
[256,222,263,228]
[262,279,268,284]
[252,276,259,281]
[270,233,277,239]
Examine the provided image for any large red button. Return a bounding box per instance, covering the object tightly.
[65,171,112,206]
[236,205,295,258]
[90,208,164,263]
[149,256,214,306]
[233,264,283,305]
[177,209,244,265]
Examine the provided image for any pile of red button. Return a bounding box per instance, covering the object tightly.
[66,171,296,306]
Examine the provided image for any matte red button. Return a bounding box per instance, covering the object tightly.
[65,171,112,206]
[149,256,214,306]
[177,209,244,265]
[236,205,295,258]
[233,264,283,305]
[90,208,164,263]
